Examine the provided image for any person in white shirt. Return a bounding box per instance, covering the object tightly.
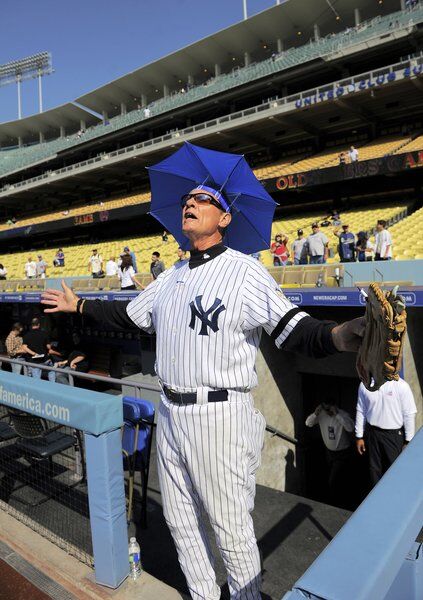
[349,145,359,162]
[118,255,143,291]
[24,256,37,279]
[374,219,393,260]
[0,264,7,280]
[36,254,48,279]
[88,249,103,278]
[355,378,417,487]
[105,256,119,277]
[291,229,308,265]
[306,403,354,507]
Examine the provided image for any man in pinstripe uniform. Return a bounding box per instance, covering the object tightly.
[42,186,364,600]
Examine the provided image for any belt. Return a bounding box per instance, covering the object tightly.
[162,384,228,405]
[368,424,402,433]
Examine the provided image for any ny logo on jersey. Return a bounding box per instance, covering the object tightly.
[189,295,226,336]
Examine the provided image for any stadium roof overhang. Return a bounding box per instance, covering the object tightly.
[75,0,399,114]
[0,103,101,145]
[0,0,400,146]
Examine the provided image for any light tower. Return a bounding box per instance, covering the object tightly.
[0,52,53,119]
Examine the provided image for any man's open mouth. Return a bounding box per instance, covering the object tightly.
[184,212,197,220]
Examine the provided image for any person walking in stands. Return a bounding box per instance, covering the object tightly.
[291,229,308,265]
[122,246,138,272]
[306,402,355,508]
[335,224,356,262]
[54,249,65,267]
[306,223,329,264]
[0,264,7,280]
[355,378,417,488]
[118,255,144,291]
[150,251,165,280]
[175,247,188,265]
[22,318,58,381]
[271,234,289,266]
[24,256,37,279]
[106,256,119,277]
[349,146,359,162]
[374,220,393,261]
[356,231,374,262]
[36,254,48,279]
[5,323,27,375]
[88,249,104,278]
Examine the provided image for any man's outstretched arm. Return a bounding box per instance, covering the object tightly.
[41,281,137,330]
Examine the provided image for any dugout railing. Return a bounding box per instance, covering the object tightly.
[0,355,298,588]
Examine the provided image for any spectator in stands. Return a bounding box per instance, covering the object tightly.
[106,256,119,277]
[22,318,57,381]
[306,223,329,264]
[55,334,90,385]
[118,255,144,291]
[143,107,151,118]
[374,220,393,261]
[175,247,188,265]
[5,323,26,375]
[349,146,359,162]
[36,254,48,279]
[53,249,65,267]
[292,229,308,265]
[122,246,137,272]
[331,211,342,227]
[162,230,169,242]
[271,234,290,266]
[150,251,165,280]
[355,378,417,488]
[88,249,104,278]
[0,264,7,280]
[24,256,37,279]
[335,224,356,262]
[306,402,354,508]
[356,231,374,262]
[339,152,346,165]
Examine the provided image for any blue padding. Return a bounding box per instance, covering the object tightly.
[122,397,155,461]
[292,428,423,600]
[85,429,129,588]
[0,371,122,435]
[122,396,155,422]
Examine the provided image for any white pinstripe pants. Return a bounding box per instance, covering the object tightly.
[157,391,266,600]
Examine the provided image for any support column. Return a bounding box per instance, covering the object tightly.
[313,23,320,41]
[85,429,129,588]
[400,0,405,9]
[163,84,169,97]
[214,63,221,77]
[102,111,108,123]
[80,120,86,131]
[187,74,194,86]
[39,132,44,144]
[141,93,147,107]
[60,126,65,138]
[354,8,361,26]
[277,38,284,53]
[120,103,126,115]
[18,137,23,148]
[244,52,251,67]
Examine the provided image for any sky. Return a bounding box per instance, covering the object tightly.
[0,0,279,123]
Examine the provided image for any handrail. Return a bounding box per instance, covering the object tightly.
[0,356,297,442]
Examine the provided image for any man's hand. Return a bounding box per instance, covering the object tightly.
[332,317,366,352]
[356,438,366,455]
[41,281,80,313]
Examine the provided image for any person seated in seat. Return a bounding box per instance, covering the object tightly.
[55,333,90,385]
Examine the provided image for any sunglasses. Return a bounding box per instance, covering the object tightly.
[180,192,223,210]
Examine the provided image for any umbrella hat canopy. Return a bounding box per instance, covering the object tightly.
[148,142,277,254]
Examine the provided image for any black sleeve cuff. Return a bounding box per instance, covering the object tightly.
[281,316,339,358]
[82,299,137,330]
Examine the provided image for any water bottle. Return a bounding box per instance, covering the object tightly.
[128,537,142,580]
[316,273,323,287]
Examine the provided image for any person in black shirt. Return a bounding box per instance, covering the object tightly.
[55,333,90,385]
[23,318,58,381]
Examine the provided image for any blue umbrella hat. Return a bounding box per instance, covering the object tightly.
[148,142,277,254]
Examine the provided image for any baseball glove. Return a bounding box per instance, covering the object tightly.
[356,283,407,392]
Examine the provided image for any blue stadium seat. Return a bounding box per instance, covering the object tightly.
[122,397,155,527]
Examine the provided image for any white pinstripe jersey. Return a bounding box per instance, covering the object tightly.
[127,248,308,391]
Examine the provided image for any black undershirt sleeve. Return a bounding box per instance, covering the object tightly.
[279,316,339,358]
[82,299,138,330]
